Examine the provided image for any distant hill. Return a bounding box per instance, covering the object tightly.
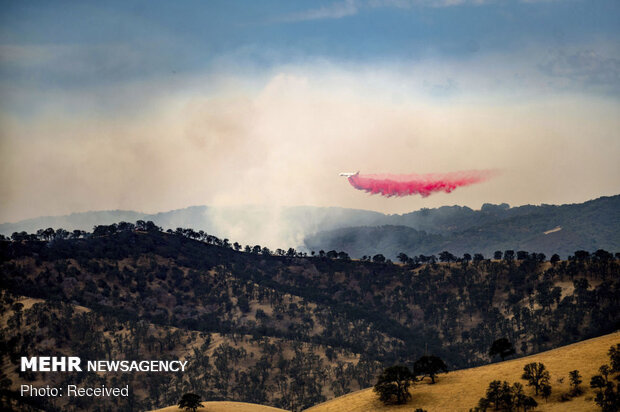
[305,195,620,258]
[0,209,148,236]
[1,194,618,258]
[306,331,620,412]
[0,205,387,249]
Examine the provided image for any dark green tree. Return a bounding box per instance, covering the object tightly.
[476,396,491,411]
[521,362,550,396]
[477,380,537,411]
[590,361,620,412]
[485,380,503,409]
[591,374,608,394]
[373,365,415,405]
[178,393,203,412]
[337,251,350,260]
[439,251,457,262]
[569,370,583,396]
[489,338,516,361]
[574,250,590,261]
[521,395,538,411]
[414,355,448,384]
[513,382,538,411]
[372,254,386,263]
[594,382,620,412]
[237,296,250,313]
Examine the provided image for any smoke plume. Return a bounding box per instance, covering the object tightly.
[347,170,497,197]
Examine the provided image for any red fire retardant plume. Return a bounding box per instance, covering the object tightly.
[347,170,497,197]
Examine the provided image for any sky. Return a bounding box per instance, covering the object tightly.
[1,0,619,223]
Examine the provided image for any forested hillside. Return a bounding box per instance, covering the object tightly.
[1,224,619,411]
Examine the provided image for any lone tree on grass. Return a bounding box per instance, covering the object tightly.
[521,362,550,396]
[489,338,516,361]
[414,355,448,384]
[569,370,583,396]
[374,365,415,405]
[179,393,203,412]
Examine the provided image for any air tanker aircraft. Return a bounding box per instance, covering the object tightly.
[339,172,359,177]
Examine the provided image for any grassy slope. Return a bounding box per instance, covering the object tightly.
[306,331,620,412]
[150,401,288,412]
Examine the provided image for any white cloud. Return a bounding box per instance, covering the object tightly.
[539,49,620,92]
[377,0,492,7]
[280,0,359,22]
[519,0,571,3]
[280,0,494,22]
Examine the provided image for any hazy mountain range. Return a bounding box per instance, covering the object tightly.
[1,194,618,258]
[306,195,620,259]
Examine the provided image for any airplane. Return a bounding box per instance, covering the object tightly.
[339,171,359,177]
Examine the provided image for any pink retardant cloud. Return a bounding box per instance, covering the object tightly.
[347,170,498,197]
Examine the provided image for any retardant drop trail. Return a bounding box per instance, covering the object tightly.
[346,170,497,197]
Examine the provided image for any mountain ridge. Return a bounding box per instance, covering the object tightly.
[2,194,618,258]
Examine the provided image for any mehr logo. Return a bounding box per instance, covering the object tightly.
[20,356,189,372]
[21,357,82,372]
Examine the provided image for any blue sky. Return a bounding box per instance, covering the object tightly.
[2,0,619,99]
[1,0,619,226]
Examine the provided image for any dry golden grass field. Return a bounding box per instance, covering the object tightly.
[150,401,288,412]
[151,331,618,412]
[306,331,620,412]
